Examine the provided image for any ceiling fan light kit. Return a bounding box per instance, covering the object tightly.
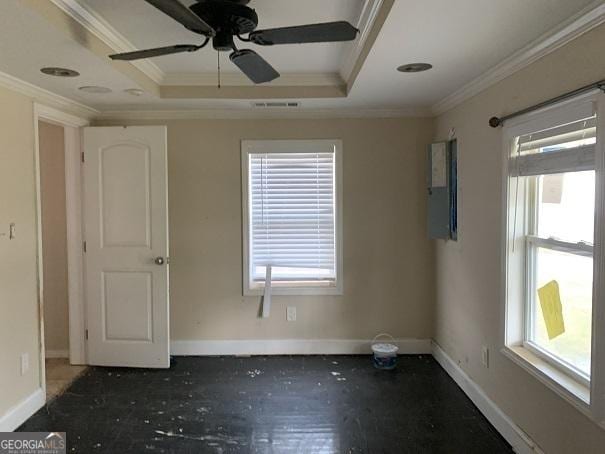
[109,0,359,85]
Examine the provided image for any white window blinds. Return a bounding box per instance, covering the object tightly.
[248,150,337,284]
[517,117,597,155]
[511,116,597,177]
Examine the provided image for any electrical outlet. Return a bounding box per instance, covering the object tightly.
[21,353,29,375]
[287,306,296,322]
[481,346,489,368]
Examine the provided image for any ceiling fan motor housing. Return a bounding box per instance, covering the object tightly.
[190,0,258,50]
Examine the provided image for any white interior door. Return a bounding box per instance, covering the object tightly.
[83,126,169,368]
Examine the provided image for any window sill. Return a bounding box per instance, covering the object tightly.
[243,284,343,297]
[502,345,590,412]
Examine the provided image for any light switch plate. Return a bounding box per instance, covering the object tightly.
[287,306,296,322]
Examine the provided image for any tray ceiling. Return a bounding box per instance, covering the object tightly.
[79,0,365,75]
[0,0,601,116]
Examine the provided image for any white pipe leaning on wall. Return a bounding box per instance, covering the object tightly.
[261,265,272,318]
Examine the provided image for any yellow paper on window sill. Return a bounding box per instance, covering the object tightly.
[537,280,565,340]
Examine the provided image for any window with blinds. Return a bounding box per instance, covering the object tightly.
[504,99,600,388]
[242,140,342,295]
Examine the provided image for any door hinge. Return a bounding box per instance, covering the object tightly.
[83,241,87,253]
[81,151,85,163]
[85,329,89,340]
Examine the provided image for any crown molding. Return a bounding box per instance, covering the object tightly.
[0,68,428,121]
[162,72,343,87]
[344,0,394,93]
[340,0,385,82]
[94,106,432,121]
[0,70,98,119]
[431,1,605,116]
[160,84,346,99]
[49,0,165,84]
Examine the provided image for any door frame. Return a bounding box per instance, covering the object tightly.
[33,103,89,397]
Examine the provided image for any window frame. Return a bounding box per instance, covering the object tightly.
[502,91,605,422]
[523,184,594,387]
[241,139,343,296]
[523,173,595,387]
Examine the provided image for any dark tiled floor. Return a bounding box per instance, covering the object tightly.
[19,355,512,453]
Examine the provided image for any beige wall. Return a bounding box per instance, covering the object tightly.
[0,86,41,417]
[93,118,435,341]
[434,24,605,454]
[39,121,69,353]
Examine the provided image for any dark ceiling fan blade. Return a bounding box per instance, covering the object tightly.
[230,49,280,84]
[145,0,215,35]
[109,44,200,61]
[249,21,358,45]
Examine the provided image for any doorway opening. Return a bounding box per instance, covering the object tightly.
[38,120,85,400]
[34,105,89,402]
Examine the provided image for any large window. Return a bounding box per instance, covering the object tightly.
[523,124,596,383]
[241,140,342,295]
[504,94,605,414]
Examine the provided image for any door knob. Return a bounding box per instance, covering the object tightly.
[154,257,165,265]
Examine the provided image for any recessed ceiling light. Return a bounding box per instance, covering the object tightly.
[78,85,112,94]
[40,67,80,77]
[124,88,145,96]
[397,63,433,73]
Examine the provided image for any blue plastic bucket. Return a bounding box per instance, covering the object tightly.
[372,333,398,370]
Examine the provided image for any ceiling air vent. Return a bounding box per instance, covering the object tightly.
[252,102,301,108]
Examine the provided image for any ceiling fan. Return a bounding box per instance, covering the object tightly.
[109,0,359,84]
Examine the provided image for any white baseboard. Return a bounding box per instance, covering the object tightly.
[171,338,432,356]
[0,388,45,432]
[45,350,69,359]
[431,342,544,454]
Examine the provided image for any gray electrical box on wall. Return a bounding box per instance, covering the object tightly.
[427,140,458,240]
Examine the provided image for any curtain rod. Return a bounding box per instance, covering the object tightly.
[489,79,605,128]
